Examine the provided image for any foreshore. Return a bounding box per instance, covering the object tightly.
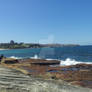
[1,58,92,89]
[0,65,92,92]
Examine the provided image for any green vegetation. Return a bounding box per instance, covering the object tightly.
[0,40,42,49]
[0,40,80,49]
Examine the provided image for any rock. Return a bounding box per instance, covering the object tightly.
[0,65,92,92]
[22,59,60,65]
[2,58,92,89]
[1,58,19,64]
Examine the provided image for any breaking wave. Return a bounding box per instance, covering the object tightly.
[30,54,41,59]
[60,58,92,66]
[9,56,22,59]
[9,56,92,66]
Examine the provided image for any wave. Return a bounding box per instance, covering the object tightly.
[46,58,58,61]
[30,54,41,59]
[9,56,92,66]
[60,58,92,66]
[9,54,41,59]
[9,56,22,59]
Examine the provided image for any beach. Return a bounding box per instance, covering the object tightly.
[0,49,7,50]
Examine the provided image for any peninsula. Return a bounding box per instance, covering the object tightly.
[0,40,80,49]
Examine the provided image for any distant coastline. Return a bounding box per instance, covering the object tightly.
[0,48,9,50]
[0,40,80,49]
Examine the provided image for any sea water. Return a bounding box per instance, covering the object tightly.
[0,46,92,66]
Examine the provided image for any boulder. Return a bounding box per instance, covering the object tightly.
[1,58,19,64]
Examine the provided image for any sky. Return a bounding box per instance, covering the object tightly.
[0,0,92,45]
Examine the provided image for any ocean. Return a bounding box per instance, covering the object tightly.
[0,46,92,66]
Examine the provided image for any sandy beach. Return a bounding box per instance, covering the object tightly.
[0,49,9,50]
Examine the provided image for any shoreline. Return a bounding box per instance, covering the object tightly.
[0,48,9,50]
[1,58,92,88]
[0,64,91,92]
[7,56,92,66]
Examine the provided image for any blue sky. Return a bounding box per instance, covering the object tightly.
[0,0,92,45]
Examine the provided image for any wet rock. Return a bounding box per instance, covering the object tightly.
[1,58,19,64]
[22,59,60,66]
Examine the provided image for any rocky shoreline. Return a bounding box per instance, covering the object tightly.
[0,58,92,91]
[0,65,92,92]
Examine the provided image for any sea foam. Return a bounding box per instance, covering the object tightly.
[10,56,22,59]
[9,56,92,66]
[60,58,92,66]
[30,54,40,59]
